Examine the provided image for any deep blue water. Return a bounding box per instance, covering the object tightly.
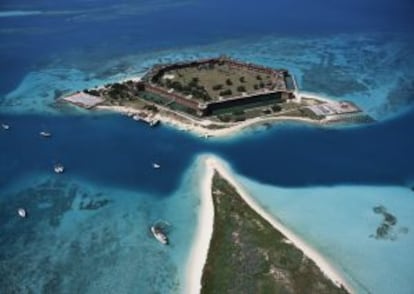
[1,108,414,196]
[1,0,413,95]
[1,0,414,292]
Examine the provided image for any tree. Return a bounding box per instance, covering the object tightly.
[144,104,159,112]
[88,89,100,96]
[239,76,245,83]
[256,75,262,80]
[237,85,246,92]
[226,78,233,86]
[171,81,183,91]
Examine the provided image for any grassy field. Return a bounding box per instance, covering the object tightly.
[158,62,275,101]
[201,172,349,294]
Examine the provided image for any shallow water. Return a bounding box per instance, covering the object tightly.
[235,176,414,294]
[1,0,414,292]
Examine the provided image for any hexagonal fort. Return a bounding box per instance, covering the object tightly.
[140,56,296,116]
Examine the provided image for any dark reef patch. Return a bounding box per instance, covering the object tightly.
[302,64,368,97]
[380,78,414,115]
[79,198,111,210]
[0,177,180,293]
[370,205,408,241]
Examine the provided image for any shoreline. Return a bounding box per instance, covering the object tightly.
[185,155,354,294]
[96,102,327,139]
[185,157,215,294]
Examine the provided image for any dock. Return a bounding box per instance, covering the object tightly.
[131,111,160,126]
[306,101,361,117]
[61,92,104,109]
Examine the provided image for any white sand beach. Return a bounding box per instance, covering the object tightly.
[96,103,325,139]
[185,155,354,294]
[185,157,215,294]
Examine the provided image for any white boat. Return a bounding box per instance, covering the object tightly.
[54,164,65,174]
[153,163,160,169]
[150,120,160,127]
[40,131,52,137]
[1,123,10,130]
[17,208,27,218]
[151,226,168,245]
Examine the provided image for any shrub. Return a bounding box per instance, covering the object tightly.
[239,76,245,83]
[226,78,233,86]
[271,105,282,112]
[218,115,231,122]
[232,110,245,116]
[219,89,232,96]
[256,75,262,80]
[112,83,127,91]
[212,84,223,91]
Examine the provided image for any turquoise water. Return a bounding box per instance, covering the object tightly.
[2,33,413,120]
[0,158,206,293]
[235,176,414,294]
[1,0,414,292]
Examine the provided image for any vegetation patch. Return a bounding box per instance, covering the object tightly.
[201,172,348,294]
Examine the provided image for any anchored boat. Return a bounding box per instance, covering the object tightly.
[17,208,27,218]
[1,123,10,130]
[151,226,168,245]
[151,220,170,245]
[40,131,52,138]
[153,163,161,169]
[54,164,65,174]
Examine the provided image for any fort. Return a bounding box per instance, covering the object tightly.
[61,56,367,136]
[140,56,296,116]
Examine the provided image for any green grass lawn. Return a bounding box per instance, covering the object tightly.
[159,62,274,101]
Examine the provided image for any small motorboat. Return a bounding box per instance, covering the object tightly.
[40,131,52,138]
[54,164,65,174]
[153,163,161,169]
[151,226,168,245]
[1,123,10,130]
[150,120,160,127]
[17,208,27,218]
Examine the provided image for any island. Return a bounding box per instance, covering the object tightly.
[60,56,369,137]
[186,156,353,294]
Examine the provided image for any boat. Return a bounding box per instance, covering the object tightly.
[151,226,168,245]
[1,123,10,130]
[153,163,160,169]
[40,131,52,138]
[54,164,65,174]
[150,119,160,127]
[17,208,27,218]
